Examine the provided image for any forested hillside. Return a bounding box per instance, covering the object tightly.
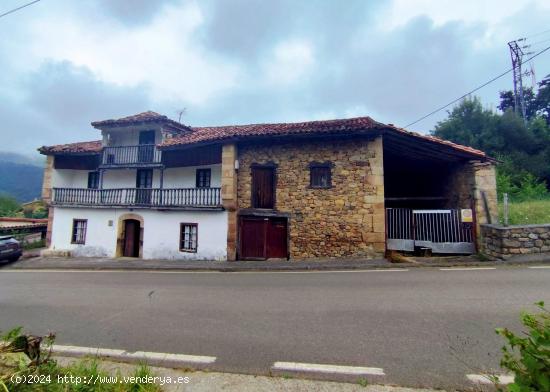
[0,152,44,202]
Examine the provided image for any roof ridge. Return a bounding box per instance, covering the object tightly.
[193,115,379,130]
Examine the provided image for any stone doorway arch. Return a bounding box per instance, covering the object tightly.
[116,213,144,258]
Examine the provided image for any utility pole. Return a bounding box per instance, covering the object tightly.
[508,39,533,126]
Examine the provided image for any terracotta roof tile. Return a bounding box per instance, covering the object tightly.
[161,116,382,147]
[160,116,489,159]
[38,140,102,155]
[91,111,189,131]
[38,113,491,160]
[387,125,488,158]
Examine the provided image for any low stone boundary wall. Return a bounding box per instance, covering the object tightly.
[481,223,550,259]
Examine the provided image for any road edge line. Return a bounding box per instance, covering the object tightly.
[271,361,385,376]
[51,344,216,368]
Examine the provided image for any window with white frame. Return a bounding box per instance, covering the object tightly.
[71,219,87,244]
[180,223,198,252]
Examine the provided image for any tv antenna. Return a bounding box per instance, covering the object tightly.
[176,108,187,123]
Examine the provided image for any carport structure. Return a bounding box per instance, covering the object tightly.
[382,127,497,254]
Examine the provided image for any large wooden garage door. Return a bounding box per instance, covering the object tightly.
[239,217,288,260]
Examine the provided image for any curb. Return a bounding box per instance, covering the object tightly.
[5,259,550,272]
[51,345,216,369]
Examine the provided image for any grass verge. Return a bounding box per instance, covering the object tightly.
[498,198,550,225]
[1,328,162,392]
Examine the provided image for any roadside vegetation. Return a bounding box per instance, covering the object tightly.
[434,75,550,226]
[0,196,48,219]
[498,198,550,225]
[496,301,549,391]
[0,328,161,392]
[22,239,46,251]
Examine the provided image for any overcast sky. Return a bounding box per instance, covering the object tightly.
[1,0,550,156]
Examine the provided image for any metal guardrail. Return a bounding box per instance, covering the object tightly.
[53,187,222,208]
[101,145,162,166]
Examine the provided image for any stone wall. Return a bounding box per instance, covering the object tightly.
[481,224,550,259]
[443,162,474,209]
[472,161,498,225]
[221,143,238,261]
[237,137,385,259]
[42,155,54,247]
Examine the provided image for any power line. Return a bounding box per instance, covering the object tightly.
[404,44,550,128]
[0,0,41,19]
[524,28,550,40]
[528,37,550,47]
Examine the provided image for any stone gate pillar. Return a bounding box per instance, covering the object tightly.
[221,143,238,261]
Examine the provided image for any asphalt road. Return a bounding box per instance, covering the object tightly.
[1,267,549,390]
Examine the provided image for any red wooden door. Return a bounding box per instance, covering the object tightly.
[240,217,267,259]
[252,167,275,209]
[240,217,288,260]
[266,218,288,258]
[123,219,140,257]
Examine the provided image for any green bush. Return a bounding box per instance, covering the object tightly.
[1,327,161,392]
[0,195,21,217]
[497,171,549,202]
[496,301,550,391]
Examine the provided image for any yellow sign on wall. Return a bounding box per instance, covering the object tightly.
[461,209,473,223]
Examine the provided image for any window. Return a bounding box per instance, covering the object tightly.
[71,219,87,244]
[180,223,198,252]
[251,164,276,209]
[309,162,332,188]
[196,168,211,188]
[87,171,100,189]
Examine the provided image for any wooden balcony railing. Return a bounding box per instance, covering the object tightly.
[101,145,162,166]
[52,187,222,208]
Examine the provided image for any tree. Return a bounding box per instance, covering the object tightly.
[536,74,550,124]
[498,74,550,125]
[433,97,550,192]
[498,87,538,119]
[432,97,501,153]
[0,195,21,217]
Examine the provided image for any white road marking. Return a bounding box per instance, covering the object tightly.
[466,373,514,385]
[52,344,216,365]
[439,267,496,271]
[272,361,385,376]
[528,265,550,269]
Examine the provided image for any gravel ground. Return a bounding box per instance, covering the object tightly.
[55,357,437,392]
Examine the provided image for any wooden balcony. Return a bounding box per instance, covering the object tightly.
[101,145,162,167]
[52,187,222,209]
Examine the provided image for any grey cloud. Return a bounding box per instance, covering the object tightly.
[198,0,382,60]
[2,61,152,155]
[96,0,183,25]
[184,16,488,129]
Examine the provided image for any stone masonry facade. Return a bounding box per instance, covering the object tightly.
[237,137,385,259]
[481,224,550,259]
[41,155,54,247]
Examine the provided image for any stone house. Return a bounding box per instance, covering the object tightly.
[39,111,497,261]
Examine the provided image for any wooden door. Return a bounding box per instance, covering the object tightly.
[138,131,155,162]
[266,218,288,258]
[252,167,275,209]
[240,217,288,260]
[239,217,267,259]
[135,169,153,204]
[123,219,140,257]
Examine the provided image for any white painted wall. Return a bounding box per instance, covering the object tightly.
[53,164,222,189]
[50,207,228,260]
[103,170,140,188]
[52,169,89,188]
[163,165,221,188]
[102,125,162,147]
